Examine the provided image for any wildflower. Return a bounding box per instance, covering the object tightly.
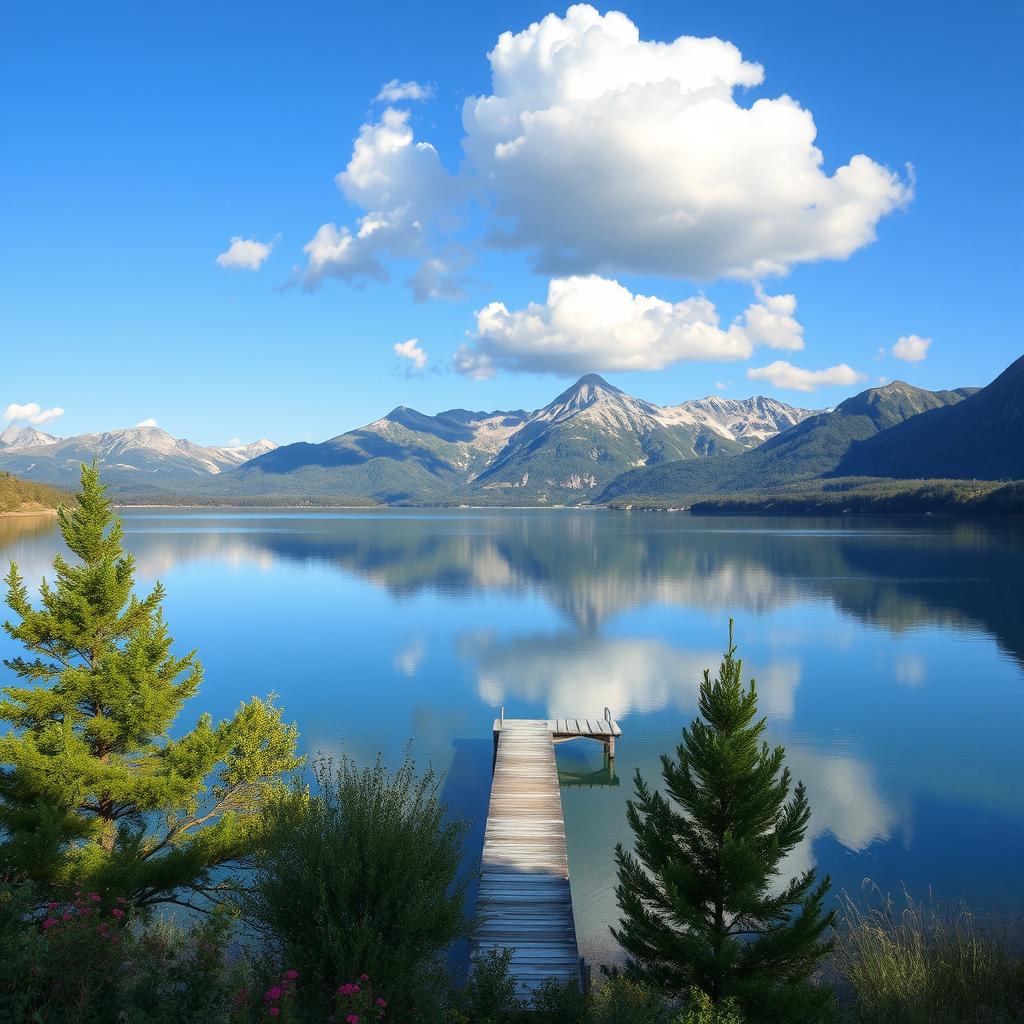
[62,912,72,921]
[337,983,358,996]
[284,968,299,980]
[116,896,128,905]
[346,1016,361,1024]
[359,973,370,981]
[375,998,387,1008]
[46,901,58,910]
[268,1009,280,1018]
[88,892,101,902]
[264,986,283,1002]
[111,907,125,919]
[41,918,57,930]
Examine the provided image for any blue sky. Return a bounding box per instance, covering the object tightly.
[2,0,1020,445]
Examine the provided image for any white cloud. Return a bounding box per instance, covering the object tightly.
[394,338,428,373]
[462,5,911,281]
[215,236,275,270]
[136,418,158,428]
[302,107,460,292]
[405,257,467,303]
[3,402,65,425]
[453,274,805,378]
[746,359,867,392]
[375,79,435,103]
[891,334,931,363]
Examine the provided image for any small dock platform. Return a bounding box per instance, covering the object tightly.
[473,712,622,996]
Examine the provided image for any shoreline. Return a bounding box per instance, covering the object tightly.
[0,507,59,519]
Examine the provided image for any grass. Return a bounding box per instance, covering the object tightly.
[833,888,1024,1023]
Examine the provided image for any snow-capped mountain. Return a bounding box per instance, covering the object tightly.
[0,424,59,450]
[227,375,817,504]
[0,425,278,494]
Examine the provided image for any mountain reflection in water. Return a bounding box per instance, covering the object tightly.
[2,509,1021,965]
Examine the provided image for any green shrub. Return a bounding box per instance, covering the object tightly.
[835,890,1024,1024]
[458,948,521,1023]
[590,974,674,1024]
[0,877,249,1023]
[531,975,588,1023]
[244,752,470,1019]
[673,988,745,1024]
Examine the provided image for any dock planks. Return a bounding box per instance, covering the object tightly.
[474,719,581,996]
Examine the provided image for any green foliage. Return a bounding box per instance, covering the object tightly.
[612,622,835,1023]
[244,751,471,1019]
[0,463,303,909]
[673,988,745,1024]
[0,876,250,1023]
[685,478,1024,517]
[458,949,521,1023]
[834,889,1024,1024]
[589,975,675,1023]
[0,471,68,514]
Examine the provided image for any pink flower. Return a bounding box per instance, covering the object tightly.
[62,912,72,921]
[111,907,125,919]
[337,983,358,996]
[359,973,370,981]
[88,892,101,902]
[41,918,57,930]
[46,901,58,910]
[346,1016,361,1024]
[284,968,299,980]
[268,1009,280,1018]
[375,998,387,1008]
[264,986,283,1002]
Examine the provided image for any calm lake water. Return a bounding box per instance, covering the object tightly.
[2,509,1022,964]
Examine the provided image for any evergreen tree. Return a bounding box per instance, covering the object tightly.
[0,463,303,910]
[612,622,835,1022]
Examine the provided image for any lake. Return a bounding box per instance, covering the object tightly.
[1,509,1022,965]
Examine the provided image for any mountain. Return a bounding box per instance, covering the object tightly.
[672,395,812,449]
[834,355,1024,480]
[0,427,278,495]
[0,425,59,450]
[600,379,977,502]
[224,375,817,504]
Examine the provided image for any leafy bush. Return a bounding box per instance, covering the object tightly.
[834,889,1024,1024]
[457,949,521,1023]
[531,976,588,1023]
[0,877,250,1023]
[244,752,470,1018]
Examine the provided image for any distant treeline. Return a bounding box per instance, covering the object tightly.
[0,471,69,514]
[689,479,1024,516]
[114,493,380,508]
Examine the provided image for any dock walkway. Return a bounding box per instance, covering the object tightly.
[472,714,621,996]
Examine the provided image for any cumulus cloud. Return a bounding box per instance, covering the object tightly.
[746,359,867,393]
[3,402,65,425]
[136,418,158,428]
[891,334,931,362]
[462,5,911,281]
[394,338,428,373]
[302,107,460,292]
[216,236,275,270]
[375,79,434,103]
[453,274,805,378]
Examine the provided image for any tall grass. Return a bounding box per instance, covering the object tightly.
[834,887,1024,1023]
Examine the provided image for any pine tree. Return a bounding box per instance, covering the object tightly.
[612,622,835,1022]
[0,463,303,910]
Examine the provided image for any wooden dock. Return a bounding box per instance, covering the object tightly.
[473,713,621,997]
